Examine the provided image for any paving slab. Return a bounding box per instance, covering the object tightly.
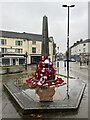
[3,78,86,115]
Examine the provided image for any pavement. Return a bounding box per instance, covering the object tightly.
[3,76,86,114]
[1,61,89,119]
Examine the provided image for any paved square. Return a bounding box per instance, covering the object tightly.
[3,78,86,115]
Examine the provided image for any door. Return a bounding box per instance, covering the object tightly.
[12,59,16,65]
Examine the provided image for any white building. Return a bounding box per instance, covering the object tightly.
[70,39,90,62]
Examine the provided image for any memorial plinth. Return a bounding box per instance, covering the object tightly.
[36,87,55,102]
[3,79,86,115]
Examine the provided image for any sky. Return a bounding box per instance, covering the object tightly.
[0,1,89,53]
[88,2,90,39]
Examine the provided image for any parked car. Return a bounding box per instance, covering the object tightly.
[70,58,76,62]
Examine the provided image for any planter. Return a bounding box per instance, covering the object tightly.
[36,86,55,102]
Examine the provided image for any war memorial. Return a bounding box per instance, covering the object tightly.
[3,15,86,116]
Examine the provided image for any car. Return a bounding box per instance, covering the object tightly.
[70,58,76,62]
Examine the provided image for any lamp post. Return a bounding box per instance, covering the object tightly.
[62,4,75,98]
[25,52,28,71]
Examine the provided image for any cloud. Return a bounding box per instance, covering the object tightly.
[0,2,88,53]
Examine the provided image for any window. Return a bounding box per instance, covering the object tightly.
[83,44,86,46]
[32,47,36,53]
[1,48,4,53]
[0,39,7,45]
[15,40,23,46]
[0,48,7,53]
[2,58,10,66]
[32,41,36,45]
[19,58,25,65]
[16,49,23,53]
[83,48,85,52]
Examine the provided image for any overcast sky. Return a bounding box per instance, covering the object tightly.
[0,1,88,53]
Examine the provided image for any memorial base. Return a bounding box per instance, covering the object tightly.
[3,79,86,115]
[36,86,55,102]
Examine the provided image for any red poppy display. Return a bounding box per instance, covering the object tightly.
[26,56,65,89]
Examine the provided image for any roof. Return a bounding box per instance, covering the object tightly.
[70,39,90,48]
[0,30,42,41]
[83,39,90,43]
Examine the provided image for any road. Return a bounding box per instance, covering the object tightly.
[0,61,89,119]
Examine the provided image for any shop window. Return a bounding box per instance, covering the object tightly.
[15,40,23,46]
[32,47,36,53]
[19,58,25,65]
[2,58,10,66]
[0,39,7,45]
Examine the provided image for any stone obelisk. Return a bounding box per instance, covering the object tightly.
[41,15,49,56]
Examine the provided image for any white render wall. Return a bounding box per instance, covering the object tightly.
[71,42,90,55]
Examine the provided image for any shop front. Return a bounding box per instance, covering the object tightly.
[0,54,25,66]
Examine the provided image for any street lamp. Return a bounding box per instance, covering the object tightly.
[62,4,75,98]
[25,52,28,71]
